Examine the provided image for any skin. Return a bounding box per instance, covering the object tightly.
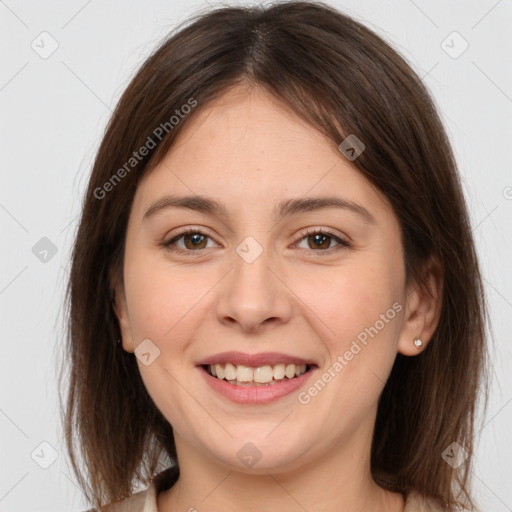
[114,84,442,512]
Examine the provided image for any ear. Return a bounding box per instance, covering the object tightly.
[113,282,135,354]
[397,255,443,356]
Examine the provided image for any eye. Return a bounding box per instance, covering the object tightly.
[162,227,350,255]
[163,228,217,254]
[294,228,350,254]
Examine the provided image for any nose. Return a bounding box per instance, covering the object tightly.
[215,242,293,333]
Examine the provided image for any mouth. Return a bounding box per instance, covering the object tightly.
[196,352,318,404]
[202,362,313,387]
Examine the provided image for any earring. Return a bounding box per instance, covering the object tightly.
[414,338,423,348]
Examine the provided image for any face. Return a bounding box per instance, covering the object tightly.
[115,85,432,474]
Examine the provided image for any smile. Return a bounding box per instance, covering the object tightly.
[205,362,310,386]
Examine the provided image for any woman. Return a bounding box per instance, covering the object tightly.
[61,1,489,511]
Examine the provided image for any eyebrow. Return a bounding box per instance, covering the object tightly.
[143,194,376,224]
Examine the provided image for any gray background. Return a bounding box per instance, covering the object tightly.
[0,0,511,510]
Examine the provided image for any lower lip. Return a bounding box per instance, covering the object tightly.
[198,366,316,404]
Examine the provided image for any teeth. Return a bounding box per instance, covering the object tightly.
[254,365,273,383]
[237,365,253,382]
[224,363,237,380]
[209,362,309,384]
[273,363,285,380]
[285,364,296,379]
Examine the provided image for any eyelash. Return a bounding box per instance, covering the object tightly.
[162,226,350,256]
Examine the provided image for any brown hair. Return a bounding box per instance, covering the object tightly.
[59,1,489,510]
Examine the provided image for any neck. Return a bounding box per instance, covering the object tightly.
[157,426,404,512]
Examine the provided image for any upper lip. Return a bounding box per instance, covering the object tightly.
[196,351,318,367]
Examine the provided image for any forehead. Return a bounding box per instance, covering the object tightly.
[133,85,393,220]
[170,85,329,159]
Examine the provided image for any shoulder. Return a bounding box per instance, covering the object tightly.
[404,491,446,512]
[83,482,158,512]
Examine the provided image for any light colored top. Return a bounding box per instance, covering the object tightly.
[89,482,445,511]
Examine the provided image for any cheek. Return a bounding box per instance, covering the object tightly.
[125,261,216,429]
[295,268,403,423]
[295,260,400,342]
[296,257,403,395]
[124,255,216,343]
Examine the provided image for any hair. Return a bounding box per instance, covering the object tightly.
[59,1,490,510]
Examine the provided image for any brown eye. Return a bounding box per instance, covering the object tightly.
[164,229,216,254]
[296,229,350,254]
[182,233,208,250]
[307,233,332,250]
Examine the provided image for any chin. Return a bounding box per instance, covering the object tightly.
[201,432,308,473]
